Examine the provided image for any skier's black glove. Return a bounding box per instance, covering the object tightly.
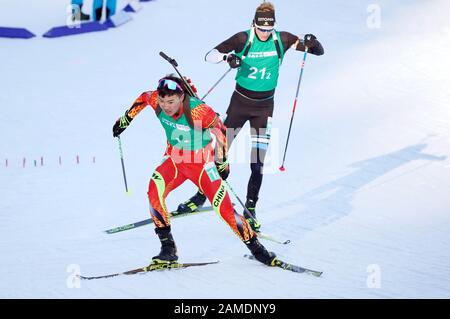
[112,113,132,137]
[303,34,318,49]
[215,160,230,180]
[226,54,242,69]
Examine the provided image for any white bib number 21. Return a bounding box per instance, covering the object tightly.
[248,67,271,80]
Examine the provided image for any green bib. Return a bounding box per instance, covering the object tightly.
[157,97,211,151]
[235,29,285,92]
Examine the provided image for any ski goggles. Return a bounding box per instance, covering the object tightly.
[256,27,274,33]
[157,78,183,92]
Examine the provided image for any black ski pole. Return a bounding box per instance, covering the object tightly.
[117,136,130,193]
[159,51,199,99]
[200,68,232,101]
[223,180,256,220]
[279,48,309,172]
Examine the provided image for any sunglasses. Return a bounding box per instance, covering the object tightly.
[256,27,274,33]
[157,79,183,92]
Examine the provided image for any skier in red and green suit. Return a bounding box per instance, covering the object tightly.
[112,75,277,266]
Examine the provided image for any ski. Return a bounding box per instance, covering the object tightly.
[104,206,291,245]
[244,254,322,277]
[104,206,214,234]
[78,260,219,280]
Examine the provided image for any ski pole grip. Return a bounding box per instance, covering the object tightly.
[159,51,178,67]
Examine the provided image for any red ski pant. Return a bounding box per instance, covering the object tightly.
[147,151,254,242]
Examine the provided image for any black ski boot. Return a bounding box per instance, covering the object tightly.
[176,190,207,214]
[152,226,178,263]
[79,5,90,21]
[243,199,261,232]
[71,5,90,22]
[245,236,277,266]
[94,7,113,21]
[106,7,112,20]
[94,7,103,21]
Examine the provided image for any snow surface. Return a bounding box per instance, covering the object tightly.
[1,0,450,298]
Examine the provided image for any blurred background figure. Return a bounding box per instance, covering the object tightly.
[71,0,90,22]
[93,0,117,21]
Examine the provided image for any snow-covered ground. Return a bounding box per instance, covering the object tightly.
[1,0,449,298]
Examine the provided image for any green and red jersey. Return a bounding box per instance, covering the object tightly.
[124,91,227,160]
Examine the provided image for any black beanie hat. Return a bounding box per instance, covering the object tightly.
[254,11,276,29]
